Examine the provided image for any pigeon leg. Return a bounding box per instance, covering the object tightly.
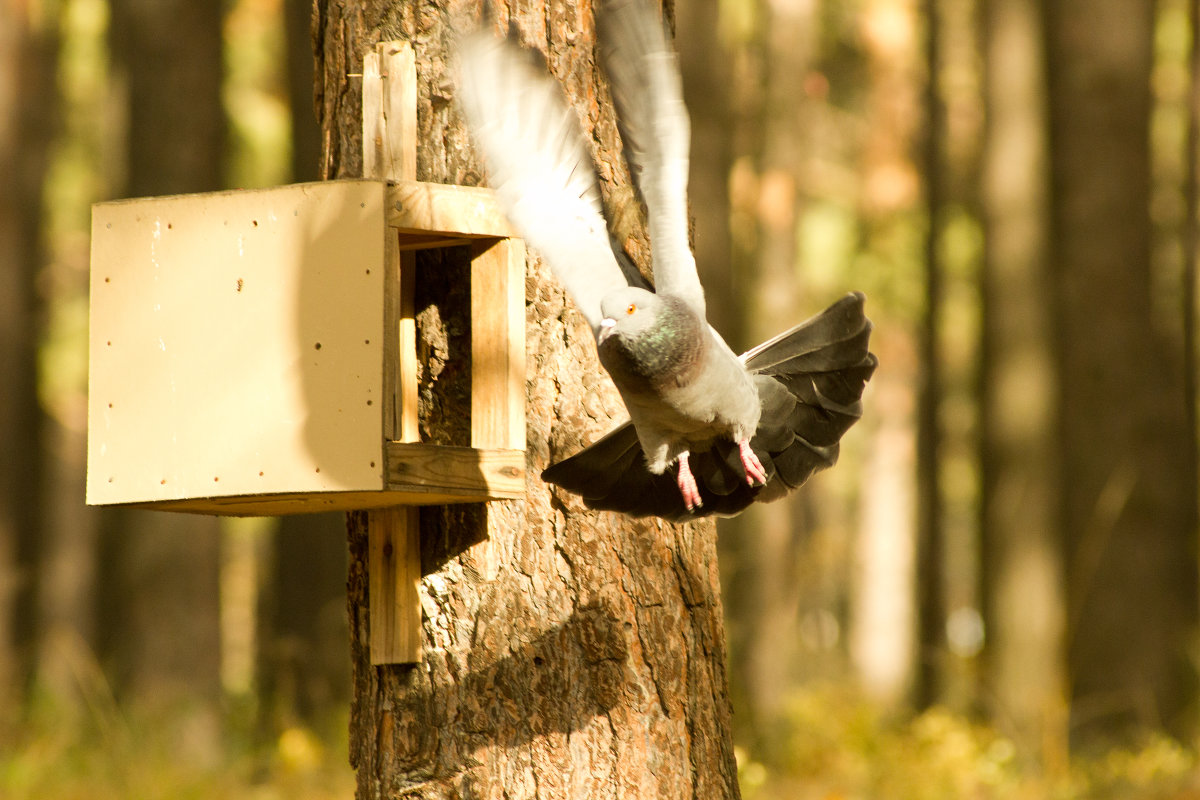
[738,439,768,486]
[676,451,703,511]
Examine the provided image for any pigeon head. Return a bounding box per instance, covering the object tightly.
[597,287,704,387]
[598,287,660,345]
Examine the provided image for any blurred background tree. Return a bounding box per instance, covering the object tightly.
[3,0,1200,796]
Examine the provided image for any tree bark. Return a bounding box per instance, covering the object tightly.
[314,1,740,796]
[1044,0,1199,747]
[979,0,1066,763]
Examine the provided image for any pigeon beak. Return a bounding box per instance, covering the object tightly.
[598,317,617,344]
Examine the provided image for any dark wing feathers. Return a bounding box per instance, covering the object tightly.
[541,294,877,520]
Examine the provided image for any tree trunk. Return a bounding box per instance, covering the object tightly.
[914,0,946,712]
[314,1,740,796]
[100,0,226,743]
[1044,0,1199,747]
[979,0,1066,764]
[0,0,56,708]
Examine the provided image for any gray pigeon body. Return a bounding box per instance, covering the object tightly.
[455,0,876,520]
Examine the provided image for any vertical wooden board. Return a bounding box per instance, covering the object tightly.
[470,238,527,450]
[368,506,421,664]
[381,41,417,182]
[397,251,420,442]
[87,180,387,505]
[362,52,384,180]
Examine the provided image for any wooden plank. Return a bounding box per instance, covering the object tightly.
[471,238,527,450]
[382,230,401,441]
[395,234,473,251]
[397,252,420,442]
[381,42,417,182]
[386,442,525,498]
[369,506,421,664]
[387,181,516,239]
[87,180,387,507]
[364,41,422,667]
[362,51,384,179]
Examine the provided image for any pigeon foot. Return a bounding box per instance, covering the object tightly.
[738,439,768,486]
[676,451,703,511]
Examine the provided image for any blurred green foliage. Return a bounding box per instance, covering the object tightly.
[1,695,353,800]
[735,685,1200,800]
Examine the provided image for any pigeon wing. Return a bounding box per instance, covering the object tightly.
[455,31,629,337]
[597,0,704,315]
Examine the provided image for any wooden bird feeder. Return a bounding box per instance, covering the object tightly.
[85,42,524,664]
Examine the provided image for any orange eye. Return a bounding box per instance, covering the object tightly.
[626,303,637,315]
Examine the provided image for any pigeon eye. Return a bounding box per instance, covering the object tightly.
[626,303,637,315]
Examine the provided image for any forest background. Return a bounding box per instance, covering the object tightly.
[3,0,1200,797]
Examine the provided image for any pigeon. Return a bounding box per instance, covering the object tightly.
[455,0,877,521]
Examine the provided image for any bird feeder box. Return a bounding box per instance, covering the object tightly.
[86,177,525,514]
[85,42,525,665]
[86,51,525,517]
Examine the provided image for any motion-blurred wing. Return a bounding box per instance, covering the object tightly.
[597,0,704,315]
[456,31,629,337]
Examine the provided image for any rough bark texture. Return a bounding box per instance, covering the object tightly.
[313,1,740,796]
[1044,0,1199,747]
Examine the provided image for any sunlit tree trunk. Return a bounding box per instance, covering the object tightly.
[979,0,1066,764]
[99,0,226,746]
[0,0,56,708]
[1044,0,1199,747]
[314,1,740,796]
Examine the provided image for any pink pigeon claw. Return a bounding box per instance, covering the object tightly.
[738,439,768,486]
[676,452,703,511]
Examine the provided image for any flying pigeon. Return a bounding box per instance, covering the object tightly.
[455,0,877,521]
